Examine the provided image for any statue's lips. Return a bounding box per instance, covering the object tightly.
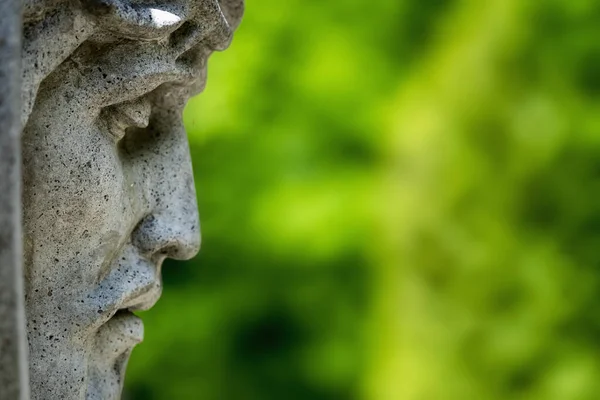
[96,309,145,353]
[91,251,163,336]
[93,268,160,349]
[115,100,152,129]
[106,310,144,345]
[106,98,152,138]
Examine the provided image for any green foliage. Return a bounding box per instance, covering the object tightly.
[125,0,600,399]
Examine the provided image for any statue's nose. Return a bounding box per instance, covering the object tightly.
[129,109,201,262]
[133,209,201,261]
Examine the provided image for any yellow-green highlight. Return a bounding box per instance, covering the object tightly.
[125,0,600,399]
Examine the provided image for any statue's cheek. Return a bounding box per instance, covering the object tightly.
[23,122,139,270]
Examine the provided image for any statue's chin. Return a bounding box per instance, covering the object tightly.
[86,312,144,400]
[86,350,133,400]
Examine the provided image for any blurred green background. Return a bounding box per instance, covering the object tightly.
[124,0,600,399]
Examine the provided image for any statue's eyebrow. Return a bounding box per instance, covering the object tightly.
[84,0,187,40]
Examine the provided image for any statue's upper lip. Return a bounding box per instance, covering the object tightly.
[114,262,163,314]
[89,249,163,331]
[120,278,162,312]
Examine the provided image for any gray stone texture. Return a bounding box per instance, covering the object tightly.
[0,0,30,398]
[18,0,243,399]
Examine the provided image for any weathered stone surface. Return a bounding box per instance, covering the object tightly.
[18,1,243,399]
[0,0,29,398]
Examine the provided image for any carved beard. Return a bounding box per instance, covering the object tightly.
[21,1,243,399]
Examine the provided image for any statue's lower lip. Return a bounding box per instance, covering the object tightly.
[100,309,144,346]
[115,100,151,129]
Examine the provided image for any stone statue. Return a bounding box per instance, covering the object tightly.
[3,0,243,398]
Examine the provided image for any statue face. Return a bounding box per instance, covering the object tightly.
[21,1,242,399]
